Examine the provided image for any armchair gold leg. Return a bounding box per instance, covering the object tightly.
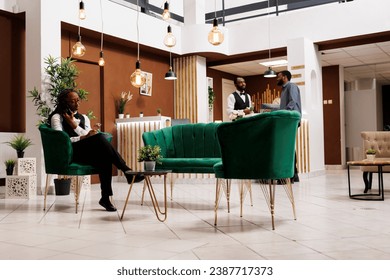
[214,179,224,226]
[141,180,146,205]
[283,178,297,220]
[43,174,51,211]
[260,179,276,230]
[74,176,82,214]
[238,179,252,218]
[170,173,174,201]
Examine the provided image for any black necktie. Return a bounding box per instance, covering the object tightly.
[74,113,80,119]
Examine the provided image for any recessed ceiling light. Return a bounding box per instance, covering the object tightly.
[259,59,288,67]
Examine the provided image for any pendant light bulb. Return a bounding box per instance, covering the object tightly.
[72,36,86,57]
[98,51,105,67]
[130,61,146,88]
[264,67,277,78]
[163,25,176,47]
[165,67,177,80]
[208,18,224,46]
[79,1,86,20]
[162,1,170,20]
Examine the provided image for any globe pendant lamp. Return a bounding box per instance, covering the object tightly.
[131,60,146,87]
[208,0,224,46]
[98,51,105,67]
[98,0,105,66]
[208,18,224,46]
[162,1,170,20]
[72,35,86,57]
[79,0,86,20]
[130,0,146,88]
[163,25,176,47]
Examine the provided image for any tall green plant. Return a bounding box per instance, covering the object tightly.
[29,56,89,124]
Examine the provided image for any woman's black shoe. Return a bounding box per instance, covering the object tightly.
[124,173,144,184]
[99,198,117,212]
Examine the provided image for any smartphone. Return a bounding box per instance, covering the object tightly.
[65,106,73,115]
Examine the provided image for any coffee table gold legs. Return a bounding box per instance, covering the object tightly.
[120,173,168,222]
[145,175,167,222]
[120,175,136,220]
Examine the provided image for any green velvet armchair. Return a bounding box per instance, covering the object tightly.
[38,124,111,213]
[213,110,301,229]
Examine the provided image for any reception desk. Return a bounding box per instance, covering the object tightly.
[116,116,171,171]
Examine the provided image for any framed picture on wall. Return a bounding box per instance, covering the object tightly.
[140,71,152,96]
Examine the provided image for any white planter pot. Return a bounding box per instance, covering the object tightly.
[366,154,376,161]
[118,114,124,119]
[144,161,156,171]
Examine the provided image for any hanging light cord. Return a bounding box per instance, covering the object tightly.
[100,0,104,51]
[214,0,217,18]
[136,0,140,61]
[268,0,271,59]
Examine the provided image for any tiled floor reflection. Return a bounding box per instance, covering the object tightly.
[1,169,390,260]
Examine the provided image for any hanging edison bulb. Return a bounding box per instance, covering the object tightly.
[208,18,224,46]
[79,1,86,20]
[98,51,105,67]
[72,36,86,57]
[163,25,176,47]
[162,1,170,20]
[130,61,146,88]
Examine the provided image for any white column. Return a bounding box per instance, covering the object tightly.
[287,37,325,175]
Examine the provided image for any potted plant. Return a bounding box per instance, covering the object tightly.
[4,159,16,175]
[157,108,162,116]
[208,86,215,109]
[54,176,72,196]
[28,56,89,124]
[117,91,133,118]
[366,148,376,161]
[137,145,163,171]
[5,134,33,158]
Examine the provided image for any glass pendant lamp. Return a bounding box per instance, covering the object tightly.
[130,0,146,88]
[263,0,276,78]
[79,1,86,20]
[162,1,170,20]
[208,0,224,46]
[163,25,176,47]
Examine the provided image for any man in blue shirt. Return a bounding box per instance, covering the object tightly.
[277,70,302,182]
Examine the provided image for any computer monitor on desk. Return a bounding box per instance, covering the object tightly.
[260,103,280,113]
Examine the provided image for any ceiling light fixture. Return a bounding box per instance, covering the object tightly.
[130,0,146,88]
[163,25,176,47]
[79,0,86,20]
[72,18,86,57]
[208,0,224,46]
[165,51,177,80]
[98,0,105,66]
[162,1,170,20]
[264,0,277,78]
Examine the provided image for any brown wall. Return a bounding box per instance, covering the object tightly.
[322,65,341,164]
[0,11,25,132]
[61,27,174,139]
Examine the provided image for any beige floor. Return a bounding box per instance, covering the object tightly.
[1,169,390,260]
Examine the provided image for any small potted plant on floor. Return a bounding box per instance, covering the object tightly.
[5,134,33,158]
[366,148,376,161]
[54,176,72,196]
[4,159,16,175]
[137,145,163,171]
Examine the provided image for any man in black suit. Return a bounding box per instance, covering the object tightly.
[226,77,252,119]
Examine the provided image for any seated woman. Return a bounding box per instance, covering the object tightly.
[49,88,143,212]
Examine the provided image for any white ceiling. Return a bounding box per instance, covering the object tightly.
[210,42,390,84]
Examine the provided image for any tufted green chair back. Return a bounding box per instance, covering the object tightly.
[214,110,301,180]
